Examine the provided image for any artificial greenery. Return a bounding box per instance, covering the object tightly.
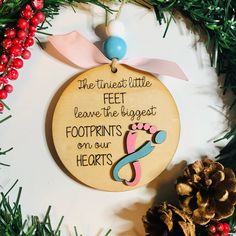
[1,0,236,235]
[148,0,236,166]
[0,181,64,236]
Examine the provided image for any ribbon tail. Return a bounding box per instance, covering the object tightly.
[122,58,188,81]
[48,31,110,69]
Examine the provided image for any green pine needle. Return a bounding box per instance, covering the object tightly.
[0,115,12,124]
[0,147,13,155]
[0,182,65,236]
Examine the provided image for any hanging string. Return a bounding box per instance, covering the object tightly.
[115,0,125,20]
[111,58,118,73]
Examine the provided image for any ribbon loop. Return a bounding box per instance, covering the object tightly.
[48,31,188,81]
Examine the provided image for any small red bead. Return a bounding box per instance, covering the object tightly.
[216,223,224,232]
[0,90,8,99]
[21,49,31,59]
[0,102,4,112]
[12,58,24,69]
[2,38,12,49]
[1,54,8,64]
[223,223,230,232]
[10,45,22,57]
[0,64,5,72]
[5,28,16,39]
[35,12,45,23]
[31,0,44,10]
[24,37,34,47]
[7,69,19,80]
[4,84,13,93]
[17,30,27,40]
[214,234,220,236]
[21,8,33,19]
[30,16,40,26]
[17,18,29,30]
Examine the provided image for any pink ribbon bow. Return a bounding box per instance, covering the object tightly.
[48,31,188,81]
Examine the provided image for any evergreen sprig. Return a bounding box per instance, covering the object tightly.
[0,181,64,236]
[149,0,236,165]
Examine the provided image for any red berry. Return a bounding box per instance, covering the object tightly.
[17,30,27,40]
[222,231,228,236]
[21,9,33,19]
[12,58,24,69]
[29,25,36,32]
[1,54,8,64]
[7,69,19,80]
[12,38,21,45]
[208,224,217,233]
[0,76,7,84]
[214,234,220,236]
[4,84,13,93]
[0,89,8,99]
[10,45,22,57]
[35,12,45,23]
[2,38,12,49]
[17,18,29,30]
[223,223,230,232]
[32,0,44,10]
[24,37,34,47]
[0,102,4,112]
[21,49,31,59]
[24,4,32,10]
[216,223,224,232]
[0,64,5,72]
[28,32,35,37]
[5,28,16,39]
[31,16,40,26]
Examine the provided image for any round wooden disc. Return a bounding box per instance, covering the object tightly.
[52,64,180,191]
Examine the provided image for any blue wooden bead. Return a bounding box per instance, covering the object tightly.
[103,36,127,60]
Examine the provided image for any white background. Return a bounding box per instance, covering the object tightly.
[0,3,228,236]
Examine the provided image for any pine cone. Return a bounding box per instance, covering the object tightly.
[143,202,196,236]
[176,158,236,225]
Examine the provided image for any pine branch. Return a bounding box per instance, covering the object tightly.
[0,183,64,236]
[148,0,236,163]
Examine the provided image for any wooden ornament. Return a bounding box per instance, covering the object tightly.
[52,64,180,191]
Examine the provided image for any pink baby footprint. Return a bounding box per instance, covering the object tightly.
[113,122,167,186]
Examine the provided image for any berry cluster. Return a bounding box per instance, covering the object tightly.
[0,0,44,112]
[208,222,230,236]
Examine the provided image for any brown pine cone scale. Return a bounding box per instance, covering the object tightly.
[143,202,195,236]
[176,158,236,225]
